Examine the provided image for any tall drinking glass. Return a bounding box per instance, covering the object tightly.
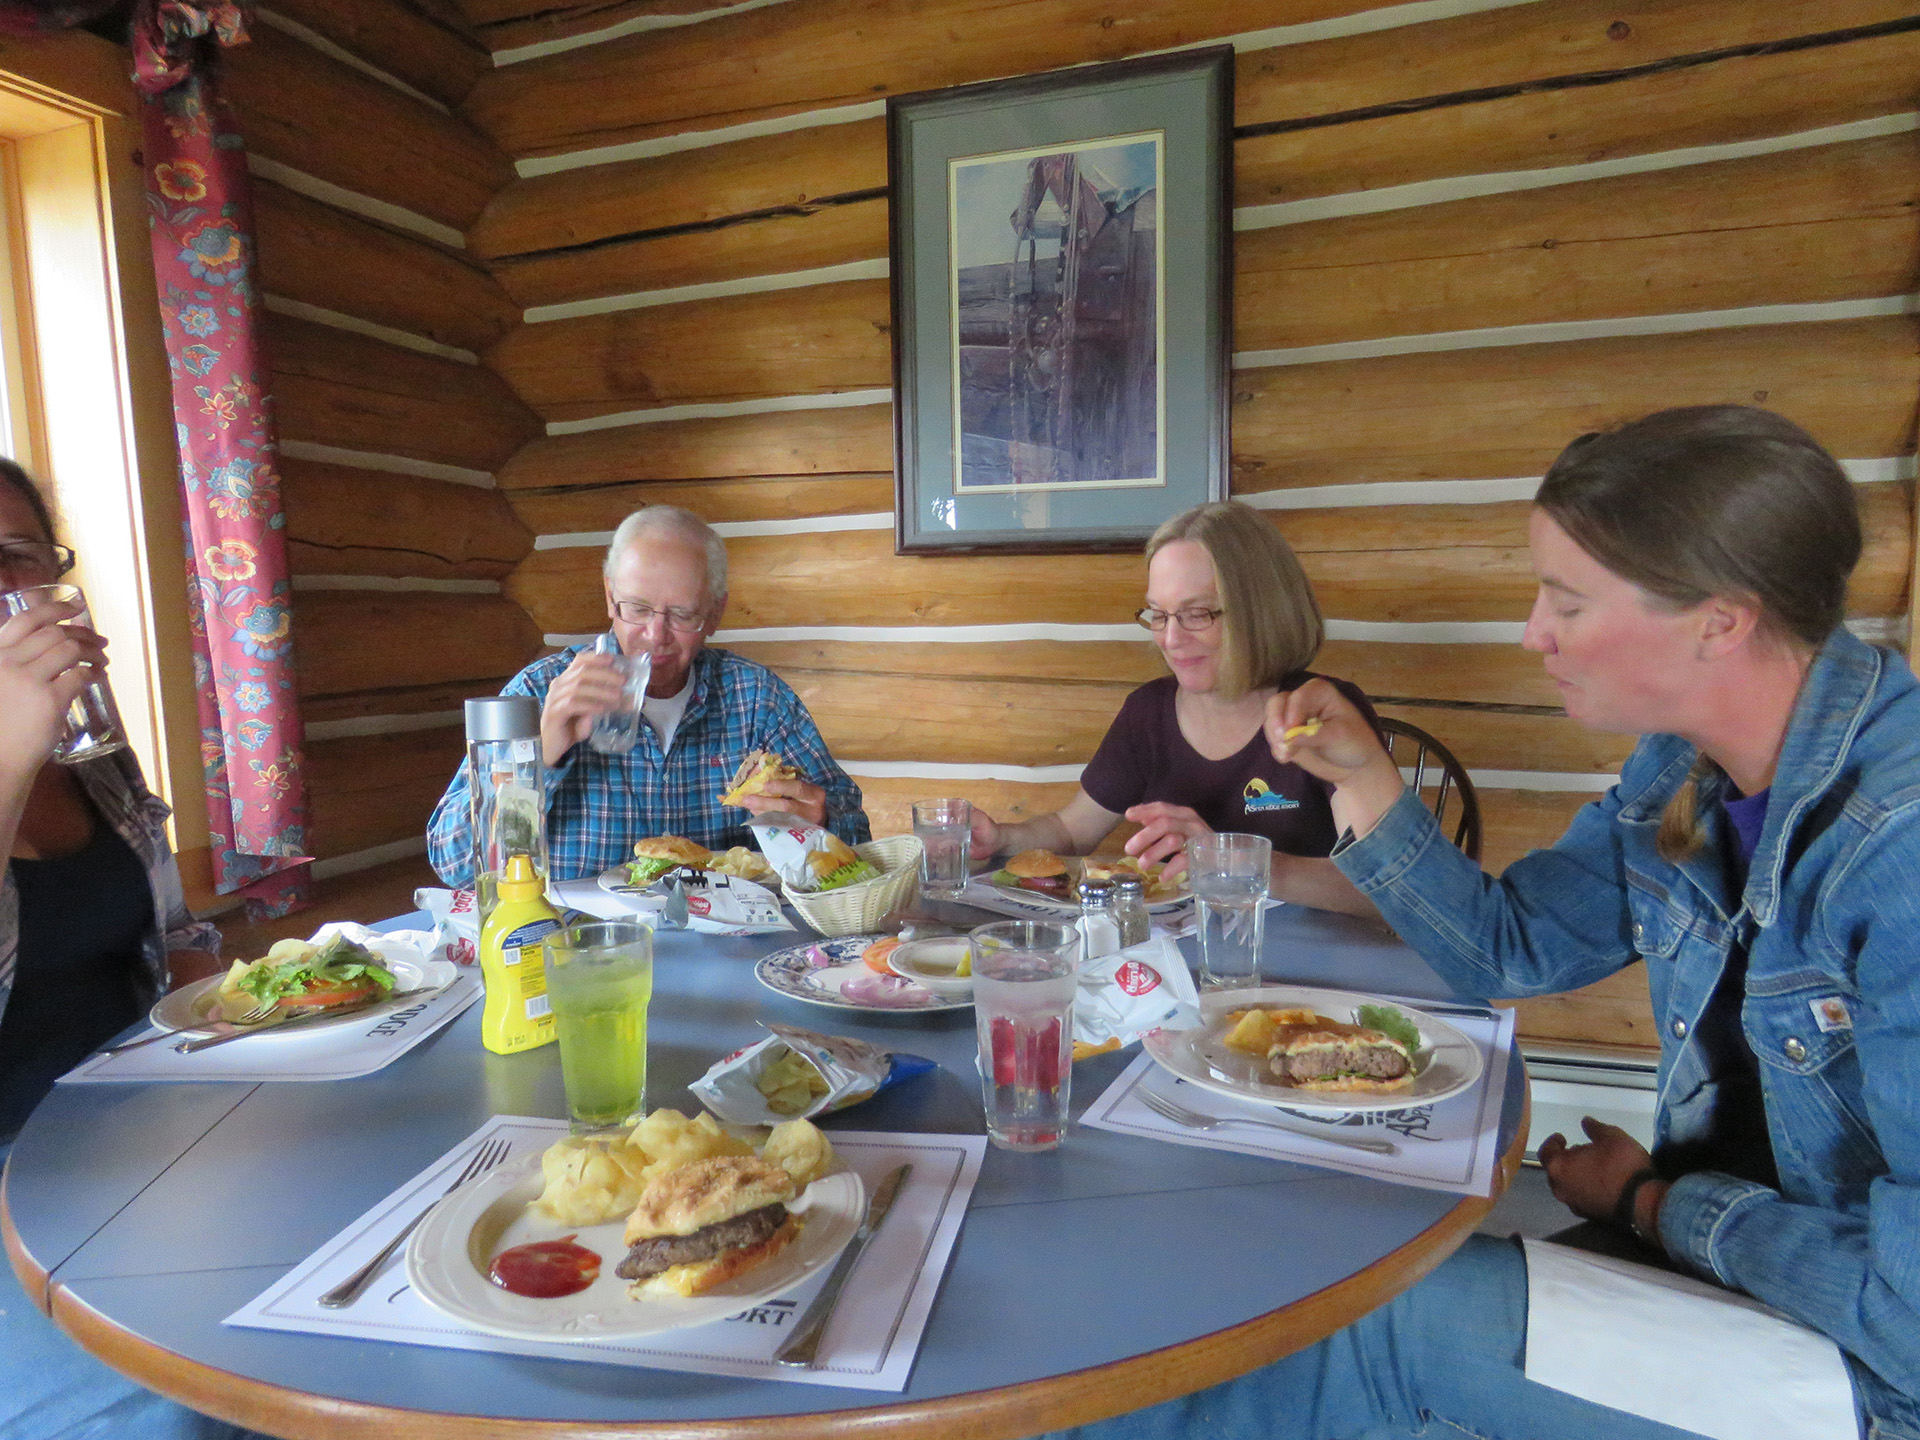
[970,920,1080,1151]
[542,920,654,1128]
[912,798,972,900]
[1190,832,1272,991]
[2,583,126,764]
[587,633,653,755]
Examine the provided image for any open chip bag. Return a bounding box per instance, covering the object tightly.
[692,1022,936,1125]
[1073,936,1200,1061]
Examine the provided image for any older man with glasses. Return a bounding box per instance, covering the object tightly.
[427,505,868,886]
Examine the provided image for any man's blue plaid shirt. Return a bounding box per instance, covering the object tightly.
[427,643,869,886]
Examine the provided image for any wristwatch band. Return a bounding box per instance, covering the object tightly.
[1614,1166,1662,1243]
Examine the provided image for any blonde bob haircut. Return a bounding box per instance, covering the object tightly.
[1145,501,1323,701]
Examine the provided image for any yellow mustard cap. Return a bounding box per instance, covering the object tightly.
[497,853,543,901]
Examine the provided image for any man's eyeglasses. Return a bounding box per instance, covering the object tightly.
[610,598,707,633]
[1136,605,1224,632]
[0,539,76,581]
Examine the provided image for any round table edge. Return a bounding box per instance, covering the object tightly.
[11,1087,1530,1440]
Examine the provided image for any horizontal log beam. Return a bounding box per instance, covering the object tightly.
[282,458,533,580]
[266,314,542,472]
[293,590,543,696]
[1240,20,1920,208]
[506,474,894,535]
[475,0,753,49]
[485,278,891,422]
[303,678,510,725]
[263,0,491,108]
[469,118,886,262]
[723,637,1565,709]
[462,0,1361,158]
[1232,316,1920,489]
[307,726,464,859]
[1507,966,1658,1051]
[509,481,1911,632]
[225,25,512,233]
[1237,131,1920,352]
[495,406,894,490]
[254,179,518,355]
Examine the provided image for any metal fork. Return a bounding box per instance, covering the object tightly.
[1137,1087,1400,1156]
[317,1137,512,1308]
[97,995,276,1059]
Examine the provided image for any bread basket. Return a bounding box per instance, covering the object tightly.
[781,833,923,937]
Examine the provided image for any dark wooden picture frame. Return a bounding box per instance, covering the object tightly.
[888,48,1233,555]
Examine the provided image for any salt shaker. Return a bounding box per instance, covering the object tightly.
[1111,872,1151,948]
[1076,876,1121,961]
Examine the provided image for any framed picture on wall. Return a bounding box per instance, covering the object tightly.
[888,47,1233,555]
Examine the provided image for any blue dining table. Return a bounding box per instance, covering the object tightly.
[2,901,1526,1439]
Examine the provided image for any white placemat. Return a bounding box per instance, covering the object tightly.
[226,1117,986,1391]
[59,972,481,1084]
[1081,1003,1516,1196]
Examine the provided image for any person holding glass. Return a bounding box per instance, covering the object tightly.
[427,504,868,886]
[1048,406,1920,1440]
[0,460,268,1440]
[968,500,1380,916]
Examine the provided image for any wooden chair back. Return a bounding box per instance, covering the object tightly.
[1378,716,1483,863]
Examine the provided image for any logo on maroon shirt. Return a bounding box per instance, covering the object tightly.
[1243,778,1300,813]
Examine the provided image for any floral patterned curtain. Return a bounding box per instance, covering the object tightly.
[135,0,309,918]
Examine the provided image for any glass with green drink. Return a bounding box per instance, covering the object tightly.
[541,920,654,1129]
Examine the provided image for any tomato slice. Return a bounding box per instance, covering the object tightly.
[274,978,382,1013]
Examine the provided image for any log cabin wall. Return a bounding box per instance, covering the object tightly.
[214,3,545,885]
[241,0,1919,1052]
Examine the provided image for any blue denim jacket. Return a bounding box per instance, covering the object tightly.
[1335,629,1920,1437]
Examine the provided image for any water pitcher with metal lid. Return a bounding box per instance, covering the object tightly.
[466,695,547,927]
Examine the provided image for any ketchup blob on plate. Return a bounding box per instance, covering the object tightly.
[488,1237,601,1298]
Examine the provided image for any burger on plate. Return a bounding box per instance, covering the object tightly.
[995,848,1073,898]
[629,836,713,887]
[215,933,396,1023]
[613,1155,802,1297]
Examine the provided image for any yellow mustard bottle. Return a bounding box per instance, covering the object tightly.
[478,853,559,1055]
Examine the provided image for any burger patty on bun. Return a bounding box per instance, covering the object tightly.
[615,1202,788,1282]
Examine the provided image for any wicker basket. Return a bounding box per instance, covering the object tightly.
[782,833,924,937]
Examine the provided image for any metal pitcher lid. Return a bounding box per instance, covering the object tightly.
[465,695,541,743]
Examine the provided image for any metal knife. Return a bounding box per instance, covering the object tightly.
[172,987,441,1053]
[775,1163,912,1368]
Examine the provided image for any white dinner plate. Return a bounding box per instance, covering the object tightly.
[150,945,453,1039]
[1143,984,1485,1115]
[754,935,972,1014]
[986,858,1191,916]
[407,1158,864,1342]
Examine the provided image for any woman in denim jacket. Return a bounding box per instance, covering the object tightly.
[1054,406,1917,1440]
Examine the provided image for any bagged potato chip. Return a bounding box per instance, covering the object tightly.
[691,1022,935,1125]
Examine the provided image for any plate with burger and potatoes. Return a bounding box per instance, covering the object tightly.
[1143,985,1485,1115]
[990,849,1191,914]
[407,1111,862,1342]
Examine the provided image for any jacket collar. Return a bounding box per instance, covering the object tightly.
[1738,628,1879,926]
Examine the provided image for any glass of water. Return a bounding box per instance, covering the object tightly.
[970,920,1080,1151]
[2,584,127,764]
[1189,832,1272,991]
[587,633,652,755]
[912,797,972,899]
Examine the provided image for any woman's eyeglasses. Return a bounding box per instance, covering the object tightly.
[609,598,707,633]
[1135,606,1224,632]
[0,539,75,582]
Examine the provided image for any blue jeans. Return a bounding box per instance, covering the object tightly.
[0,1142,269,1440]
[1043,1234,1858,1440]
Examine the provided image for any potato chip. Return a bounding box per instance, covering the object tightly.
[754,1050,831,1116]
[532,1108,753,1224]
[762,1118,835,1187]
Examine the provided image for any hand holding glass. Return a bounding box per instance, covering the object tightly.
[542,921,654,1128]
[912,798,972,899]
[970,920,1080,1151]
[587,634,653,755]
[1190,832,1271,991]
[1,583,126,764]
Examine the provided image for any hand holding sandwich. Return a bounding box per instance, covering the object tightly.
[719,749,828,827]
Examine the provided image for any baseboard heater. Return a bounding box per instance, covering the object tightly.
[1518,1043,1659,1160]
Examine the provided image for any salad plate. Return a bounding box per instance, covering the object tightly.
[754,935,971,1013]
[151,935,454,1039]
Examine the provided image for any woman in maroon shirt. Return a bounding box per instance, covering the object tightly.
[970,500,1377,916]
